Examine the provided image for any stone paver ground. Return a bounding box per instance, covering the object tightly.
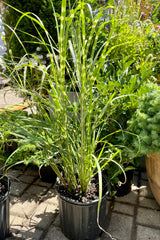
[4,165,160,240]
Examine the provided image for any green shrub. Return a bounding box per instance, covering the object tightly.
[128,83,160,156]
[2,0,74,58]
[0,110,28,162]
[0,110,52,168]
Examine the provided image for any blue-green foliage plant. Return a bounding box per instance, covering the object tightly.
[128,83,160,156]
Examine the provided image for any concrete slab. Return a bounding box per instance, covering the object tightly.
[136,225,160,240]
[113,201,135,215]
[0,86,24,109]
[104,212,133,240]
[3,164,160,240]
[137,207,160,228]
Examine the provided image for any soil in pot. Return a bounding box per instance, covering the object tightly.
[56,176,109,240]
[0,175,10,240]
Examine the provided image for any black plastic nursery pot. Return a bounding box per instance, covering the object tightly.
[39,165,57,184]
[56,187,109,240]
[115,168,134,197]
[0,175,10,240]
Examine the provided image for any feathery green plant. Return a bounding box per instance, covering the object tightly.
[128,83,160,157]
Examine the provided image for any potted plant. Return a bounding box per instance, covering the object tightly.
[3,1,137,239]
[128,83,160,205]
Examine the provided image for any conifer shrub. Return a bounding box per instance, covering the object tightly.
[128,83,160,156]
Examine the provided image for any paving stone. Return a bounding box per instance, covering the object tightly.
[10,216,41,239]
[10,181,28,197]
[19,227,43,240]
[42,188,59,206]
[136,225,160,240]
[10,227,43,240]
[137,207,160,228]
[8,169,22,179]
[0,87,24,108]
[24,168,39,177]
[5,237,21,240]
[139,196,160,210]
[10,216,24,230]
[139,180,154,198]
[26,185,48,196]
[44,226,69,240]
[34,178,53,187]
[115,190,138,205]
[29,202,58,230]
[113,202,134,215]
[10,194,37,218]
[10,196,19,206]
[53,214,60,228]
[3,164,160,240]
[18,174,37,184]
[103,212,133,240]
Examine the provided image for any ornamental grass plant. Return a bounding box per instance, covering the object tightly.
[4,0,124,197]
[2,0,156,199]
[0,5,122,217]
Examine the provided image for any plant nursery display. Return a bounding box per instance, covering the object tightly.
[128,83,160,205]
[2,1,129,239]
[2,0,159,239]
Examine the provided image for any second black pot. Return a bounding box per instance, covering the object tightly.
[39,165,57,183]
[115,168,134,197]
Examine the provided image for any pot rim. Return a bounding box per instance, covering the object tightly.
[55,182,110,206]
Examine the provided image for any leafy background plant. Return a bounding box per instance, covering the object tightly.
[2,0,74,57]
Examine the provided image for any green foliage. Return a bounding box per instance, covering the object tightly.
[2,0,74,57]
[106,3,160,84]
[149,0,160,23]
[0,109,59,170]
[128,83,160,156]
[6,144,50,168]
[97,0,160,156]
[0,110,27,161]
